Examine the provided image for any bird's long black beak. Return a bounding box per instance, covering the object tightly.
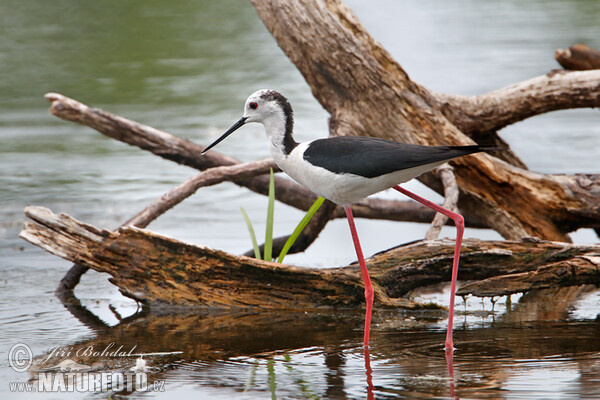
[201,116,248,154]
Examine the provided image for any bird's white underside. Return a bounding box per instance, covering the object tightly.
[275,141,446,206]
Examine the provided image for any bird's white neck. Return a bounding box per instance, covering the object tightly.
[261,109,297,162]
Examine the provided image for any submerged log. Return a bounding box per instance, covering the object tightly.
[29,305,600,393]
[21,206,600,308]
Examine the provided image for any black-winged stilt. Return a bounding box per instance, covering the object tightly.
[203,89,494,351]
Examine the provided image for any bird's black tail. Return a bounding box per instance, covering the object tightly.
[448,145,503,154]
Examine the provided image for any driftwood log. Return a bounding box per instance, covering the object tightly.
[20,206,600,308]
[22,0,600,309]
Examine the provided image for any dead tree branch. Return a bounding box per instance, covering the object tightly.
[435,70,600,138]
[425,164,458,240]
[22,207,600,308]
[124,159,276,227]
[457,255,600,297]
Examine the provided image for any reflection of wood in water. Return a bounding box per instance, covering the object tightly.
[27,287,600,398]
[503,285,595,322]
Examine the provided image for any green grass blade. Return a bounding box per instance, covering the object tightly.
[240,207,261,259]
[264,168,275,261]
[267,359,277,400]
[277,196,325,263]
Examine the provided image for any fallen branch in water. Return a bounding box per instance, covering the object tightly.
[21,206,600,308]
[457,254,600,297]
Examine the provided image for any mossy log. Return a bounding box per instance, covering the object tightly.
[21,206,600,308]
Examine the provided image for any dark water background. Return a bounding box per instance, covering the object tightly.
[1,0,599,398]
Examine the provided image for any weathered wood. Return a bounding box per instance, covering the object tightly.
[555,44,600,71]
[364,237,600,298]
[21,206,600,308]
[250,0,600,242]
[457,256,600,297]
[424,164,458,240]
[435,70,600,141]
[21,206,419,310]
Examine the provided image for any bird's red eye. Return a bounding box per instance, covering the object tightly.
[249,102,258,110]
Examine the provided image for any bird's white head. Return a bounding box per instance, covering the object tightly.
[242,89,285,123]
[202,89,296,155]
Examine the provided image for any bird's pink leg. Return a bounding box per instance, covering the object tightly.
[393,185,464,351]
[344,206,374,348]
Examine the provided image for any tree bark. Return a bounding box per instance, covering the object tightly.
[250,0,600,242]
[424,164,458,240]
[21,206,600,308]
[21,206,418,310]
[457,257,600,298]
[435,70,600,141]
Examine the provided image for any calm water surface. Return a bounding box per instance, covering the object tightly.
[1,0,599,398]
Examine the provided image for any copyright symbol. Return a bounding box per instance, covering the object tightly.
[8,343,33,372]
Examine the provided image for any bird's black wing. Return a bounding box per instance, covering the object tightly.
[303,136,489,178]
